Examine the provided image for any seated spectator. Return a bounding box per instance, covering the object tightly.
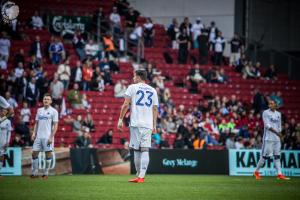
[143,18,155,47]
[20,101,31,125]
[28,55,40,70]
[162,88,172,105]
[165,117,177,133]
[49,37,65,64]
[152,75,165,90]
[109,58,120,73]
[85,39,99,60]
[173,134,185,149]
[167,18,180,49]
[30,36,43,62]
[187,64,206,93]
[215,68,228,83]
[114,80,127,98]
[270,91,283,107]
[50,74,64,107]
[0,55,7,69]
[265,64,277,80]
[235,137,244,149]
[103,66,113,85]
[253,62,261,78]
[31,11,44,30]
[73,30,86,61]
[74,128,92,148]
[82,113,95,132]
[0,32,11,62]
[193,134,206,149]
[97,129,113,144]
[242,62,256,79]
[11,134,25,147]
[5,91,18,109]
[57,59,71,89]
[81,94,91,110]
[67,83,83,109]
[64,114,83,135]
[91,67,105,92]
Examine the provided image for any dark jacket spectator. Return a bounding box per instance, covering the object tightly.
[97,129,113,144]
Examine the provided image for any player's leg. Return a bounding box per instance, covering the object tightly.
[128,127,142,182]
[31,138,41,178]
[254,141,271,179]
[273,141,290,180]
[137,128,152,182]
[0,152,4,176]
[133,150,141,176]
[42,138,54,178]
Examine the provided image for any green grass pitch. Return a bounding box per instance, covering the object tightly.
[0,175,300,200]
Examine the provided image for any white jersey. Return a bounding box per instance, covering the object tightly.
[0,96,10,109]
[262,109,281,142]
[0,117,12,147]
[35,106,58,139]
[125,83,159,129]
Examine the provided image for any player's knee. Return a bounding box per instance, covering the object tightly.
[274,155,280,160]
[32,151,39,159]
[45,151,52,159]
[140,147,149,152]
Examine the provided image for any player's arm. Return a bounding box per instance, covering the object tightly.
[152,105,158,133]
[117,97,131,131]
[263,111,281,137]
[32,121,38,141]
[48,122,58,144]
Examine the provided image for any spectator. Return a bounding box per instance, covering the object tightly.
[114,80,127,98]
[129,22,143,46]
[50,74,64,107]
[253,62,261,78]
[174,134,185,149]
[11,134,25,147]
[102,33,116,59]
[197,28,209,64]
[82,60,93,91]
[67,83,83,109]
[64,114,83,135]
[82,113,95,132]
[179,17,192,38]
[5,91,18,108]
[103,66,113,85]
[81,94,91,110]
[73,30,86,61]
[165,117,177,133]
[125,7,138,36]
[30,35,43,62]
[212,31,225,66]
[0,32,11,62]
[191,17,204,49]
[187,64,206,93]
[14,116,30,146]
[226,134,236,149]
[49,37,65,64]
[31,11,44,29]
[109,58,120,73]
[20,101,31,125]
[93,7,109,34]
[71,61,83,89]
[91,67,105,92]
[208,21,219,50]
[14,62,24,78]
[143,18,155,47]
[265,64,277,80]
[235,137,244,149]
[85,39,99,60]
[193,134,206,149]
[14,48,25,67]
[97,129,113,144]
[167,18,180,49]
[74,128,92,148]
[57,59,71,89]
[215,68,228,83]
[177,28,189,64]
[229,33,242,67]
[109,7,121,39]
[28,55,40,70]
[242,62,256,79]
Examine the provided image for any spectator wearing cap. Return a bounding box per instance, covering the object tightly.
[191,17,204,49]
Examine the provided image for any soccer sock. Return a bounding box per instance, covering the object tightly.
[256,157,265,172]
[0,159,3,171]
[134,150,141,176]
[275,158,282,175]
[32,158,39,175]
[138,151,149,178]
[44,158,52,176]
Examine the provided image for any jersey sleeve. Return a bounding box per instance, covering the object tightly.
[153,89,159,106]
[0,96,11,109]
[124,85,133,98]
[53,109,59,123]
[278,113,282,132]
[262,111,271,129]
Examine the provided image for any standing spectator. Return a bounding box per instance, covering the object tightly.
[74,128,92,148]
[212,31,225,66]
[50,75,64,107]
[67,83,83,109]
[82,60,93,91]
[14,62,24,78]
[73,30,86,61]
[143,18,155,47]
[229,33,242,67]
[191,17,204,49]
[103,33,116,59]
[114,80,127,98]
[265,64,277,80]
[129,22,143,46]
[30,36,43,62]
[179,17,192,39]
[177,29,189,64]
[91,67,105,91]
[197,28,209,64]
[103,66,113,85]
[125,7,138,36]
[49,37,65,64]
[57,59,71,89]
[0,32,11,62]
[253,89,268,114]
[167,18,180,49]
[71,61,83,89]
[109,7,121,39]
[25,78,39,107]
[20,101,31,125]
[208,21,219,50]
[14,48,25,67]
[31,11,44,30]
[5,91,18,109]
[84,39,99,60]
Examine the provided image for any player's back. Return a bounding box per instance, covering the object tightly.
[126,82,158,129]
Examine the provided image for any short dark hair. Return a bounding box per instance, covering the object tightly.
[43,93,52,99]
[135,70,147,81]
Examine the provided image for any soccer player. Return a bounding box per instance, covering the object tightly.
[117,70,159,183]
[254,99,289,180]
[0,107,12,177]
[0,95,14,117]
[31,94,58,179]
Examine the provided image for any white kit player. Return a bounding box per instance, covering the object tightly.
[0,95,14,117]
[117,70,159,183]
[0,107,12,177]
[254,100,289,180]
[31,94,58,179]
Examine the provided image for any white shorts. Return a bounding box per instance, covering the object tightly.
[261,140,281,157]
[129,127,152,150]
[33,138,54,152]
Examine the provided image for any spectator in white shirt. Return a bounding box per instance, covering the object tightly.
[191,17,204,48]
[5,91,18,109]
[109,7,121,37]
[50,75,64,107]
[20,101,31,125]
[31,11,44,30]
[14,62,24,78]
[114,80,127,98]
[57,59,71,89]
[84,39,99,60]
[213,31,226,66]
[0,32,11,62]
[130,22,143,46]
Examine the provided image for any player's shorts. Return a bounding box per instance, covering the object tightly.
[261,140,281,157]
[32,138,54,152]
[129,126,152,150]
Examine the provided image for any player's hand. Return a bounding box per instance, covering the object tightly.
[117,118,123,131]
[152,127,157,134]
[48,138,53,145]
[31,134,36,141]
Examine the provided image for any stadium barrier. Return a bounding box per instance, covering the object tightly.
[229,149,300,177]
[131,149,229,174]
[0,147,22,176]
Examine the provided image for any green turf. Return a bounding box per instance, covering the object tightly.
[0,175,300,200]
